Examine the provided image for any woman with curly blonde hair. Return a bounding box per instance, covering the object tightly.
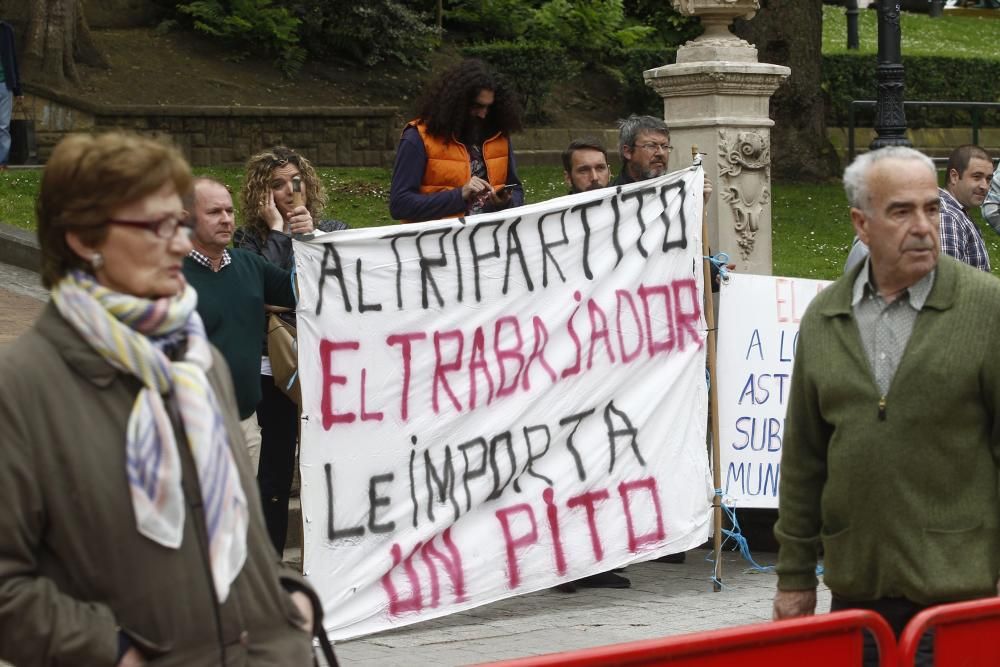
[235,146,346,554]
[239,146,328,244]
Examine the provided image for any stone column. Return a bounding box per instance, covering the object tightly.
[645,0,789,275]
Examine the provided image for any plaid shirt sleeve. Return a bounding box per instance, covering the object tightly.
[984,166,1000,234]
[939,188,991,272]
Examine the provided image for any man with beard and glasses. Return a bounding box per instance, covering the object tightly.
[610,116,721,566]
[774,147,1000,667]
[388,59,524,224]
[613,115,672,187]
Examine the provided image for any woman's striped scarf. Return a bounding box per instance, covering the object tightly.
[51,270,248,602]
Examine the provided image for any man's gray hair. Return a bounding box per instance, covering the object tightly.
[617,114,670,161]
[842,146,936,211]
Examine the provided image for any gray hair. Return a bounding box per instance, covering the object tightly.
[617,114,670,161]
[842,146,936,211]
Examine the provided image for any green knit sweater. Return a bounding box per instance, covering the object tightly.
[183,249,294,419]
[776,255,1000,604]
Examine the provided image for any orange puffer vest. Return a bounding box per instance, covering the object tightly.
[406,120,509,219]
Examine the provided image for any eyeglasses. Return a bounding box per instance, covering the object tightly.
[635,142,673,154]
[105,215,194,239]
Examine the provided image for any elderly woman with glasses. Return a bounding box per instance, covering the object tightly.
[0,133,329,666]
[235,146,347,555]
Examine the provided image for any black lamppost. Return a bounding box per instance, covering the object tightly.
[870,0,911,150]
[846,0,860,50]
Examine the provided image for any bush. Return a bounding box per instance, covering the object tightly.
[460,0,688,122]
[295,0,439,68]
[824,54,1000,127]
[462,42,578,122]
[622,0,702,45]
[527,0,654,66]
[616,45,677,117]
[446,0,539,42]
[178,0,305,76]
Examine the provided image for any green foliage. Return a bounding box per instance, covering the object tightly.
[446,0,540,41]
[11,166,996,280]
[462,42,578,122]
[821,4,1000,58]
[616,45,677,117]
[178,0,305,76]
[823,54,1000,127]
[527,0,655,63]
[457,0,680,122]
[295,0,439,67]
[0,171,41,231]
[622,0,702,44]
[820,1,1000,127]
[770,182,1000,281]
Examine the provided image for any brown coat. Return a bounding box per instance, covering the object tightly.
[0,303,314,666]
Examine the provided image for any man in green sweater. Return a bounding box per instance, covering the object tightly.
[774,146,1000,666]
[182,177,303,471]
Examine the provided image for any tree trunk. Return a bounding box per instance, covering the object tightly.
[734,0,839,181]
[23,0,108,89]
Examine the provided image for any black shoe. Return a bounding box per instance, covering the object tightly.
[654,552,687,564]
[575,571,631,589]
[553,582,578,593]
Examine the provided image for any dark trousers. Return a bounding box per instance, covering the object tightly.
[831,596,934,667]
[256,375,299,554]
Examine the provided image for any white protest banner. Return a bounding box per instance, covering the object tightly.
[717,273,832,508]
[294,168,713,639]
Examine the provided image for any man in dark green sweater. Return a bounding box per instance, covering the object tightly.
[182,177,298,471]
[773,146,1000,666]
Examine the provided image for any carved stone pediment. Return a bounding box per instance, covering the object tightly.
[718,129,771,261]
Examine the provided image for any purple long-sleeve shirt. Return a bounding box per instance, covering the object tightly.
[388,126,524,222]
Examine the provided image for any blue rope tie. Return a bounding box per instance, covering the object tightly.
[705,252,731,284]
[720,503,775,573]
[708,499,825,578]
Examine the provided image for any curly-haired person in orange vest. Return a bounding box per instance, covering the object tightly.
[389,59,524,223]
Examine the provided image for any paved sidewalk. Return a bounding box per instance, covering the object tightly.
[334,547,831,666]
[0,262,47,343]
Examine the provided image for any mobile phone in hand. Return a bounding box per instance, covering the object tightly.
[291,175,305,208]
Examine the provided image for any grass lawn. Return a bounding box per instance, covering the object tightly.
[4,166,999,283]
[821,4,1000,58]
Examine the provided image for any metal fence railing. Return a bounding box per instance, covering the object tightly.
[848,99,1000,163]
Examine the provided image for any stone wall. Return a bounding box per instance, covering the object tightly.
[15,85,1000,169]
[21,84,402,167]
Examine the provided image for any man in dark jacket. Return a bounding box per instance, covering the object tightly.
[0,20,23,168]
[612,114,672,187]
